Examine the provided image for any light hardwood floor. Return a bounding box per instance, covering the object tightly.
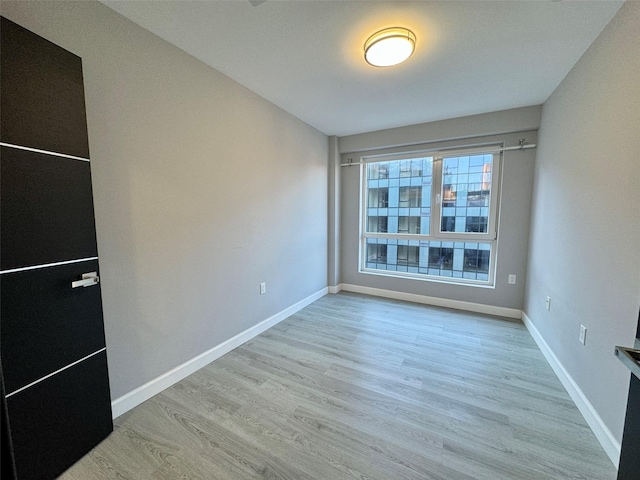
[61,292,617,479]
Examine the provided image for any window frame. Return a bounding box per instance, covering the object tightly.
[432,152,500,241]
[359,146,502,286]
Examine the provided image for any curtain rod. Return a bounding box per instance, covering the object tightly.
[339,141,536,167]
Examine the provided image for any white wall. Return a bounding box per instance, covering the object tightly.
[524,0,640,462]
[339,106,542,154]
[0,1,328,401]
[337,107,540,313]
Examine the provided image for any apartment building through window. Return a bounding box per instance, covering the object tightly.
[361,149,500,284]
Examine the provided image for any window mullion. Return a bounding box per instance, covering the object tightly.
[486,151,502,239]
[431,157,443,237]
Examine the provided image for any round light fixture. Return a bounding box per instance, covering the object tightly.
[364,27,416,67]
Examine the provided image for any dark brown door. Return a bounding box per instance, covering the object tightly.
[1,17,112,480]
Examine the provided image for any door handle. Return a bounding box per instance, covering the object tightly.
[71,271,99,288]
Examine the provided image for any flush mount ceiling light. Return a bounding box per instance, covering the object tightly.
[364,27,416,67]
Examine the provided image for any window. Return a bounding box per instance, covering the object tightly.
[361,149,500,285]
[368,187,388,208]
[367,243,387,266]
[367,216,388,233]
[368,163,389,180]
[399,186,422,207]
[398,216,420,234]
[397,245,420,267]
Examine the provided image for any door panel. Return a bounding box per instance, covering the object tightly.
[618,375,640,479]
[1,363,18,480]
[1,260,106,394]
[0,17,90,158]
[1,16,113,478]
[5,351,112,480]
[0,146,98,271]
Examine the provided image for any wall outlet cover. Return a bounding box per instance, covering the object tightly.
[580,324,587,345]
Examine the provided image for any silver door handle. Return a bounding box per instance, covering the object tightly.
[71,271,99,288]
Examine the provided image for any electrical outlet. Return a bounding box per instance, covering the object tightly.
[260,282,266,295]
[508,274,516,285]
[545,296,551,311]
[579,325,587,345]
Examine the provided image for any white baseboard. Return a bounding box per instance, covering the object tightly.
[337,283,522,319]
[328,284,342,294]
[111,287,328,418]
[522,312,621,468]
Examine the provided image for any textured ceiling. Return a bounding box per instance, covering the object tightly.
[100,0,623,136]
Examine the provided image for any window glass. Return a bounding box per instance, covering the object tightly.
[361,150,498,285]
[441,155,492,234]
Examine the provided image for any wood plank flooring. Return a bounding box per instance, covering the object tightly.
[60,292,617,479]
